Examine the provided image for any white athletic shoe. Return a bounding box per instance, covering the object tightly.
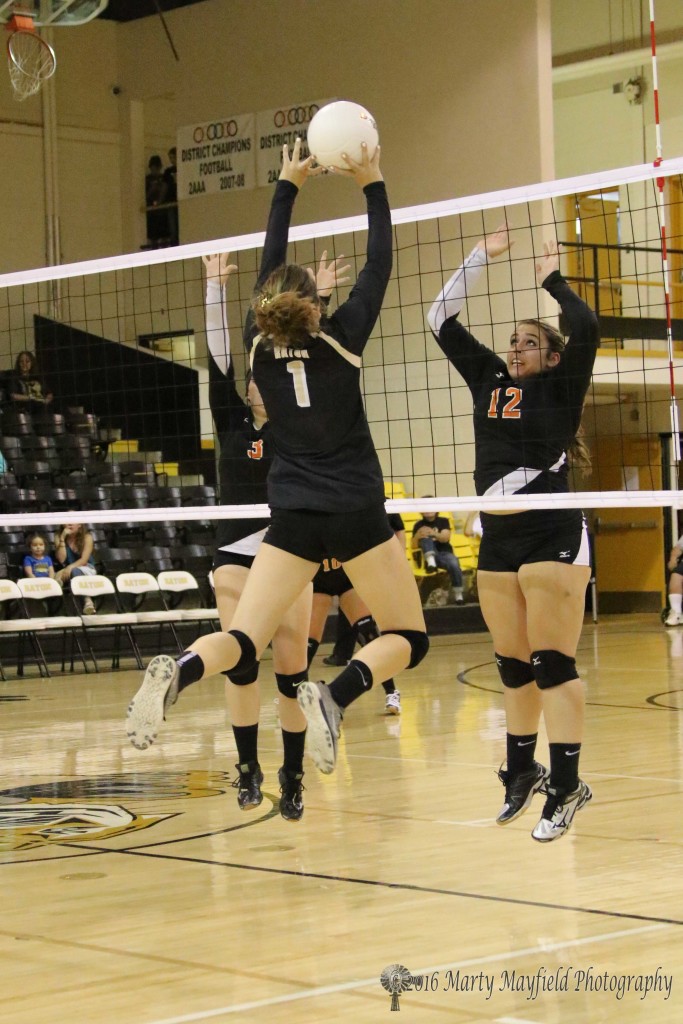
[126,654,179,750]
[296,680,343,774]
[664,611,682,627]
[385,690,401,715]
[531,780,592,842]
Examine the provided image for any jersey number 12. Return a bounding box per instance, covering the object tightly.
[487,386,521,419]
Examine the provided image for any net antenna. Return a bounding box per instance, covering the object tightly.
[648,0,680,463]
[5,8,56,100]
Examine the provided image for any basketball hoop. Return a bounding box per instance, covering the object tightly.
[6,12,56,101]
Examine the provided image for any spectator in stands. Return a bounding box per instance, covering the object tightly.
[23,532,56,579]
[54,522,97,614]
[145,155,168,247]
[411,504,464,603]
[665,537,683,626]
[8,351,53,410]
[163,146,179,245]
[464,510,483,540]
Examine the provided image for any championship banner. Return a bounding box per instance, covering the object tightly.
[256,99,331,188]
[177,113,255,199]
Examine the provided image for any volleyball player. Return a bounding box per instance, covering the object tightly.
[202,251,311,819]
[320,513,406,668]
[308,562,401,716]
[127,138,428,777]
[427,226,599,842]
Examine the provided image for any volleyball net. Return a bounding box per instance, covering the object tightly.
[1,155,683,542]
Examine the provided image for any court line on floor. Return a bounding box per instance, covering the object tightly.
[142,922,667,1024]
[117,846,683,927]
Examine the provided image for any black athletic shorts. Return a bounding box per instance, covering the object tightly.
[212,549,255,571]
[264,502,394,564]
[478,508,590,573]
[312,561,353,597]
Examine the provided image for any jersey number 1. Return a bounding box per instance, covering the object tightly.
[287,360,311,408]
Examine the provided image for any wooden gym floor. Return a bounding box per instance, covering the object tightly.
[0,613,681,1023]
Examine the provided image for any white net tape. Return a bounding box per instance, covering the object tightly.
[1,156,683,531]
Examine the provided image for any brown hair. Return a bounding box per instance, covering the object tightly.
[518,318,591,472]
[252,264,320,349]
[58,523,88,553]
[14,349,37,374]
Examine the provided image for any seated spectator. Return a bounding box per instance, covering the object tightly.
[23,531,56,579]
[54,521,97,614]
[8,350,54,410]
[412,503,464,603]
[464,510,483,539]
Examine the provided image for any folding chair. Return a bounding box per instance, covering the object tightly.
[70,574,143,671]
[115,571,184,653]
[0,578,50,679]
[16,577,92,674]
[157,569,220,632]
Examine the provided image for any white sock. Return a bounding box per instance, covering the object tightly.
[670,593,682,615]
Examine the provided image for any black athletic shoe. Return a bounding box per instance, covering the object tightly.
[232,761,264,810]
[322,653,349,667]
[278,767,305,821]
[496,761,549,825]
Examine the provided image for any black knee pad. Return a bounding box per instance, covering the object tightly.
[383,629,430,669]
[355,615,379,646]
[531,649,578,689]
[226,629,257,676]
[225,660,260,686]
[495,653,535,689]
[276,670,308,699]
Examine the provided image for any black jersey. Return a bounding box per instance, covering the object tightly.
[387,512,404,534]
[210,169,301,550]
[435,271,599,497]
[247,179,392,513]
[204,279,271,550]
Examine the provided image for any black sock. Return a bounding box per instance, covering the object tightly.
[328,659,373,709]
[382,679,396,695]
[176,650,205,693]
[506,732,538,776]
[306,638,319,670]
[332,610,357,662]
[549,742,581,793]
[282,728,306,775]
[233,723,259,766]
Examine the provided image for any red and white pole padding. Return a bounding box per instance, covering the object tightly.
[650,0,680,460]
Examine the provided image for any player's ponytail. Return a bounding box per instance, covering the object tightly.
[253,264,320,349]
[520,318,592,473]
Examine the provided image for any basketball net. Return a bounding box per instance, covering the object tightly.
[5,11,56,101]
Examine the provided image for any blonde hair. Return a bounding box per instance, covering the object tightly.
[253,264,320,349]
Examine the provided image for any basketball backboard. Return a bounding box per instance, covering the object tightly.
[0,1,108,26]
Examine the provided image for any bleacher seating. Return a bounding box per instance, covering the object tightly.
[0,401,252,671]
